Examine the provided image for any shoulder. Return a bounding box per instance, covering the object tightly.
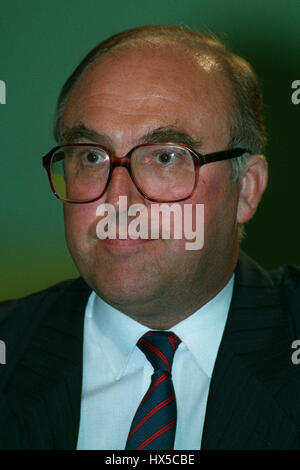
[235,251,300,335]
[268,263,300,287]
[237,250,300,293]
[0,277,90,327]
[0,277,92,382]
[269,263,300,335]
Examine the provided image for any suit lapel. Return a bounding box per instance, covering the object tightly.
[201,252,299,449]
[2,277,91,449]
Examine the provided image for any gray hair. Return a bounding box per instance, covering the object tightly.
[53,25,267,182]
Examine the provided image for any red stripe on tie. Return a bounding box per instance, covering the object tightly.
[168,334,181,353]
[139,338,170,371]
[168,335,175,352]
[127,393,175,441]
[139,372,168,407]
[136,420,176,450]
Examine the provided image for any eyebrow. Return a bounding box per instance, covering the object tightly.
[62,124,113,146]
[137,128,203,150]
[62,124,203,151]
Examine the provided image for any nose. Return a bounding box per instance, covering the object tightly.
[104,166,144,209]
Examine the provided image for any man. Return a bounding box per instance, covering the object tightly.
[0,25,299,450]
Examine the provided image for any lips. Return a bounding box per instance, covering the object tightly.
[114,232,152,240]
[102,235,153,243]
[100,235,155,253]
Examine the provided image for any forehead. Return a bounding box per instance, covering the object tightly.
[63,43,232,149]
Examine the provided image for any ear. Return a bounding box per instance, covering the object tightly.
[237,155,268,224]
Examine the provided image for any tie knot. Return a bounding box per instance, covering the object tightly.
[138,331,181,373]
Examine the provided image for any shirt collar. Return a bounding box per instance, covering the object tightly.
[87,274,234,380]
[171,274,234,377]
[86,293,148,380]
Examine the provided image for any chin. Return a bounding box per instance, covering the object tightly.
[81,266,159,307]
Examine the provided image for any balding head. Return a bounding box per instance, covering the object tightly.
[54,25,266,181]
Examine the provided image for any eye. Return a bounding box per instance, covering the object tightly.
[81,150,105,165]
[156,151,177,164]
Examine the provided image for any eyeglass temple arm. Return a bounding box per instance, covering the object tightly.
[200,148,250,164]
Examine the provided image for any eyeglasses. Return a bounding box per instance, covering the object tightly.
[42,142,249,203]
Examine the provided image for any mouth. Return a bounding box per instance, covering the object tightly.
[100,236,156,253]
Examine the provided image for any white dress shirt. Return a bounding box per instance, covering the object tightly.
[76,275,234,450]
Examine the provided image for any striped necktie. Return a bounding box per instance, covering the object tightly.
[125,330,181,450]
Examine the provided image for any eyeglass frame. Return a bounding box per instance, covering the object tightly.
[42,142,250,203]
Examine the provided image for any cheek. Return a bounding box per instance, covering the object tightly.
[190,165,238,232]
[63,202,99,248]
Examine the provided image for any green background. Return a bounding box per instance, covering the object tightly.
[1,0,300,301]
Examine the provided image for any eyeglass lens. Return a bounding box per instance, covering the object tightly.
[50,144,196,202]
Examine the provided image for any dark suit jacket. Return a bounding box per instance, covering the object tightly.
[0,252,300,450]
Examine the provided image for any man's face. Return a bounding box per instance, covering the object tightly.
[62,44,241,324]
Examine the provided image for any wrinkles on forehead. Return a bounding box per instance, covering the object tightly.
[62,43,232,153]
